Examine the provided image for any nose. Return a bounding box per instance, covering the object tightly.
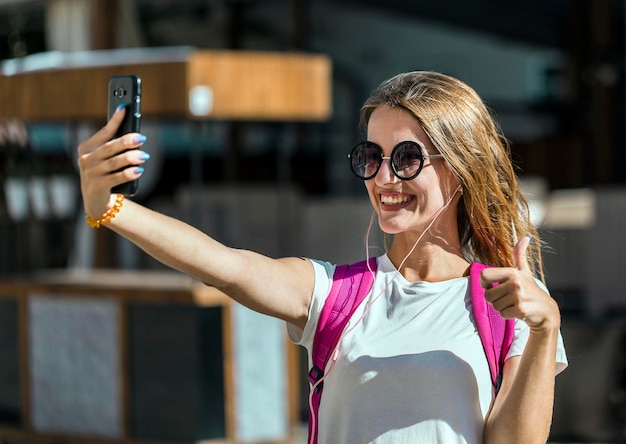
[375,156,397,183]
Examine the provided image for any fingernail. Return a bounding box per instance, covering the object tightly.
[527,235,533,243]
[140,152,151,160]
[116,103,126,111]
[134,167,145,174]
[134,134,147,143]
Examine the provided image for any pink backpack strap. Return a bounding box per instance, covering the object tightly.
[469,262,516,391]
[307,259,513,443]
[308,257,377,444]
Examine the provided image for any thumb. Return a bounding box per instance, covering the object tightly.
[512,235,532,271]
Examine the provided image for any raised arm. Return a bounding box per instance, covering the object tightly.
[481,236,561,443]
[77,105,313,329]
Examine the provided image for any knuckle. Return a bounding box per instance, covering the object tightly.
[102,140,121,159]
[123,168,137,180]
[123,149,137,163]
[116,168,136,183]
[518,302,531,318]
[77,152,96,172]
[104,156,120,173]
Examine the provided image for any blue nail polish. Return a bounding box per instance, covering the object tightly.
[134,134,147,143]
[140,152,151,160]
[117,103,126,111]
[134,167,145,174]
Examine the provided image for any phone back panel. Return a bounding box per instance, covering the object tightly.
[107,75,142,196]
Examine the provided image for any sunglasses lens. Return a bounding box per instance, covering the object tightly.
[351,143,381,179]
[393,142,424,179]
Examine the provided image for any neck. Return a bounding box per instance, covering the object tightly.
[379,184,467,281]
[387,231,469,282]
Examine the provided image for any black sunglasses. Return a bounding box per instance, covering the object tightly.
[348,140,444,181]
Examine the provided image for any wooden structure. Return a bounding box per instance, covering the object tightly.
[0,47,332,121]
[0,271,301,443]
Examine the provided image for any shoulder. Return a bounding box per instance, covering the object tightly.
[286,258,335,346]
[287,257,383,346]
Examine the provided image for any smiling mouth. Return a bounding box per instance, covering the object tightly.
[380,194,414,205]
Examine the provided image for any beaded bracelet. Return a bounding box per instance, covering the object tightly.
[85,193,125,228]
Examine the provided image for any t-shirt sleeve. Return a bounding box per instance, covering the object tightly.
[505,279,569,375]
[286,258,335,350]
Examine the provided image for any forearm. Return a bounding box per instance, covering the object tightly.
[107,199,240,286]
[484,329,558,444]
[101,198,312,326]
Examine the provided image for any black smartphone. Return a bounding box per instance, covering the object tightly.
[107,75,142,196]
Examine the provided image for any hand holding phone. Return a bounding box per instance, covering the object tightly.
[107,75,142,196]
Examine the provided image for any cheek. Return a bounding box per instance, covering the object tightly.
[435,162,462,190]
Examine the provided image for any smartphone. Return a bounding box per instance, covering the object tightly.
[107,75,142,196]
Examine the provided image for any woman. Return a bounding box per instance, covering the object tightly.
[78,71,567,443]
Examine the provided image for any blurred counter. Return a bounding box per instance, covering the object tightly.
[0,269,299,444]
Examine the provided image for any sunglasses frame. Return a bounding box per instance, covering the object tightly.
[348,140,444,181]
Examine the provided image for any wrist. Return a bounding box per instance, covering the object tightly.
[86,193,125,228]
[528,319,560,337]
[527,298,561,334]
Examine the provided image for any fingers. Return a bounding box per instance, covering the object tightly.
[78,104,127,156]
[478,235,560,330]
[479,234,532,319]
[480,235,532,289]
[78,133,147,179]
[79,147,148,219]
[90,146,149,178]
[485,278,559,331]
[512,235,532,272]
[483,281,522,316]
[106,163,145,190]
[100,133,147,161]
[76,105,149,218]
[81,145,149,185]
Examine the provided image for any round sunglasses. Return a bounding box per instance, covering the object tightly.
[348,140,444,181]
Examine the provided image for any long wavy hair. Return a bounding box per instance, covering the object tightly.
[360,71,543,279]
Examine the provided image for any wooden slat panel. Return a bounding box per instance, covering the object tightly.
[187,50,331,121]
[0,62,188,122]
[0,50,331,121]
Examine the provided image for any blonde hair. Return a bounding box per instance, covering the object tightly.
[360,71,543,279]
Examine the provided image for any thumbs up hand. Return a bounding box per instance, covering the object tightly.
[480,236,561,333]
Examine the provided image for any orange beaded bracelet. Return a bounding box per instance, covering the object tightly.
[85,193,125,228]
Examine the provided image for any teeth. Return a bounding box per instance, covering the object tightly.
[381,194,411,205]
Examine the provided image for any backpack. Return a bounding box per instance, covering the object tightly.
[307,258,516,444]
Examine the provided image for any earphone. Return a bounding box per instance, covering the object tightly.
[307,185,463,444]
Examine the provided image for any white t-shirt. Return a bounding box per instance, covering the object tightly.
[288,255,568,444]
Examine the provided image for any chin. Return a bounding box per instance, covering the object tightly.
[377,220,405,235]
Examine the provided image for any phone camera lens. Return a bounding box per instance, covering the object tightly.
[114,87,126,98]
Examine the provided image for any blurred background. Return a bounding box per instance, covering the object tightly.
[1,0,626,443]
